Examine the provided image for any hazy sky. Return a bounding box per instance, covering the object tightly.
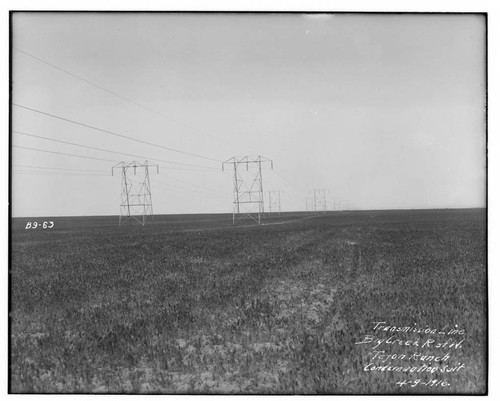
[11,12,486,217]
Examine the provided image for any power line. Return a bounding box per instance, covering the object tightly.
[14,130,143,161]
[14,47,236,149]
[12,170,107,177]
[13,130,219,170]
[12,167,221,195]
[13,103,221,163]
[154,174,225,197]
[13,145,118,162]
[274,170,307,194]
[151,176,228,200]
[13,162,217,175]
[12,164,105,173]
[151,172,223,195]
[158,166,220,172]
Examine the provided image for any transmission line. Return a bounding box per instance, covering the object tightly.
[157,174,225,196]
[151,176,228,200]
[13,170,107,177]
[13,145,118,162]
[13,103,221,163]
[12,164,105,173]
[274,170,307,194]
[14,47,236,148]
[14,130,219,170]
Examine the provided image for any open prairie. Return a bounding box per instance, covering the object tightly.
[10,209,487,394]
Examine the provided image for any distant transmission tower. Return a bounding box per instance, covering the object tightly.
[339,198,345,211]
[312,189,327,214]
[306,192,312,212]
[267,190,282,214]
[222,156,273,224]
[112,161,159,226]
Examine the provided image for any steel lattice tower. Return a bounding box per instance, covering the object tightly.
[267,190,282,214]
[112,161,159,226]
[312,189,328,214]
[222,156,273,224]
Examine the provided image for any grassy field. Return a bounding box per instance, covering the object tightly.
[9,209,487,394]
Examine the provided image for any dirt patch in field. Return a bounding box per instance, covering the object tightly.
[261,260,348,331]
